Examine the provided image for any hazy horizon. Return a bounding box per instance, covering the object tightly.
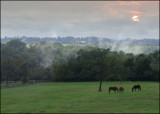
[1,1,159,40]
[1,35,159,40]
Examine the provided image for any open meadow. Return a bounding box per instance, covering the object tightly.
[1,81,159,113]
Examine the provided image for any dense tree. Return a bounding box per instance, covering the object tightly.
[124,56,135,81]
[133,54,152,81]
[148,51,159,81]
[6,39,26,52]
[20,63,29,83]
[1,39,159,86]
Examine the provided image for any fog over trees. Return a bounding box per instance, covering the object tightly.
[1,39,159,85]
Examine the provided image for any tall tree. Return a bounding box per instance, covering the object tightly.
[20,62,29,83]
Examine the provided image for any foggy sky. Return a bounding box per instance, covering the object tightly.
[1,1,159,40]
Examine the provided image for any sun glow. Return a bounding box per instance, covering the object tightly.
[132,16,139,22]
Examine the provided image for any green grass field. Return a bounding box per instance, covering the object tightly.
[1,81,159,113]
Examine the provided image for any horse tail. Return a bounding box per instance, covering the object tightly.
[132,87,134,92]
[109,88,110,93]
[139,86,141,90]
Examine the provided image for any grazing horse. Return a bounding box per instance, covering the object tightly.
[119,86,124,93]
[132,85,141,92]
[109,87,118,93]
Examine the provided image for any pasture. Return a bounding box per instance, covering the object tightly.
[1,81,159,113]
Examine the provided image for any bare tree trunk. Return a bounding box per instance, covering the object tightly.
[6,58,9,87]
[98,80,102,92]
[6,76,8,87]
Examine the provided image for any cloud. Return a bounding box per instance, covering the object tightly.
[1,1,159,39]
[127,11,142,15]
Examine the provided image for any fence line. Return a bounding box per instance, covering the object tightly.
[1,83,31,89]
[1,80,49,89]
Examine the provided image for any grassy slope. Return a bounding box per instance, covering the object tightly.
[1,82,159,113]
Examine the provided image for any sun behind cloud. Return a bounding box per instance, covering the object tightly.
[132,15,139,22]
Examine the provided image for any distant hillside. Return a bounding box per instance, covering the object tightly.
[117,38,159,46]
[1,36,159,46]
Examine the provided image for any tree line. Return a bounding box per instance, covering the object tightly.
[1,39,159,85]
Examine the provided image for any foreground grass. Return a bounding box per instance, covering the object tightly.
[1,81,159,113]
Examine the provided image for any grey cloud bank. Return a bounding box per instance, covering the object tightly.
[1,1,159,40]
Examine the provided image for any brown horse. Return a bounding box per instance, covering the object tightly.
[109,87,118,93]
[119,86,124,92]
[132,85,141,92]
